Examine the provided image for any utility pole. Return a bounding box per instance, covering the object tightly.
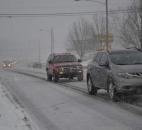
[106,0,109,51]
[51,28,53,54]
[74,0,109,51]
[51,27,54,53]
[140,0,142,48]
[38,41,41,63]
[40,27,54,54]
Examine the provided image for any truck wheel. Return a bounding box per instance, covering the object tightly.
[87,76,97,95]
[53,73,59,82]
[47,73,52,81]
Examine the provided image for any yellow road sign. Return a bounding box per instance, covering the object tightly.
[95,33,113,42]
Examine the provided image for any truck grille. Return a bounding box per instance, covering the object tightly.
[62,65,81,73]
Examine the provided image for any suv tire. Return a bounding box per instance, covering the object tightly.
[87,76,97,95]
[108,81,118,102]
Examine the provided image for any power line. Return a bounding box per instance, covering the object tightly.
[0,8,141,17]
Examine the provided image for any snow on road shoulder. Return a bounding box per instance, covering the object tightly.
[0,83,36,130]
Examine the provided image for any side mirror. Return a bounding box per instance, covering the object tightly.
[99,60,109,67]
[78,59,82,62]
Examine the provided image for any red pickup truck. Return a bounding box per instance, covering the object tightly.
[46,53,83,82]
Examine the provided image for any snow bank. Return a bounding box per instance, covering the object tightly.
[0,83,35,130]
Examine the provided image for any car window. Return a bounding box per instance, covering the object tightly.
[94,52,103,63]
[99,53,108,65]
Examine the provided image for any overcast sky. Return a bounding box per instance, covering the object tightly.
[0,0,133,63]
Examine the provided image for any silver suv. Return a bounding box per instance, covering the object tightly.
[87,49,142,101]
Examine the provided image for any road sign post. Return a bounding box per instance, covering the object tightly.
[95,33,113,51]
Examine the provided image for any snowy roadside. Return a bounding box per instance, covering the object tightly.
[0,83,37,130]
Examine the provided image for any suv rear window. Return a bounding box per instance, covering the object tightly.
[53,55,77,63]
[94,52,103,63]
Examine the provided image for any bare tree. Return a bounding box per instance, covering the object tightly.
[67,14,112,58]
[67,18,94,59]
[119,0,142,49]
[92,15,107,50]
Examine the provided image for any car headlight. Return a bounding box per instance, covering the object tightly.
[58,67,64,74]
[3,64,6,67]
[118,72,133,79]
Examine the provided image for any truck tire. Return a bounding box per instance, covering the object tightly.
[47,73,52,81]
[53,73,59,82]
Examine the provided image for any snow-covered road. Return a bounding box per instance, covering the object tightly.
[0,70,142,130]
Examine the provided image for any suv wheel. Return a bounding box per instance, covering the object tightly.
[108,82,118,102]
[87,76,97,95]
[53,73,59,82]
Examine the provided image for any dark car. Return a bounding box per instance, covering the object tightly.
[46,53,83,82]
[87,49,142,101]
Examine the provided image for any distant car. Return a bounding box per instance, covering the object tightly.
[46,53,83,82]
[32,62,42,68]
[2,60,14,68]
[87,49,142,101]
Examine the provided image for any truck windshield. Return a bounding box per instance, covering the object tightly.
[110,51,142,65]
[53,55,77,63]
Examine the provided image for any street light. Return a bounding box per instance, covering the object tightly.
[140,0,142,48]
[74,0,109,51]
[40,27,54,54]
